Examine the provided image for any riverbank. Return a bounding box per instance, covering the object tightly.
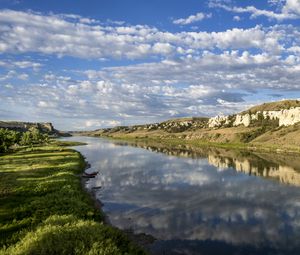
[63,135,300,255]
[89,134,300,156]
[0,141,145,255]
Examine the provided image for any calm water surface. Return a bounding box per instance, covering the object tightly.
[65,136,300,255]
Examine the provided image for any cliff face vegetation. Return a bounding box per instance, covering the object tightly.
[77,100,300,149]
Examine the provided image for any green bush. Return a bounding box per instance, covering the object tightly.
[0,129,20,152]
[240,127,268,143]
[1,215,142,255]
[250,112,279,128]
[0,128,49,153]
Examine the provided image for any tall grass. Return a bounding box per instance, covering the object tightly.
[0,144,144,255]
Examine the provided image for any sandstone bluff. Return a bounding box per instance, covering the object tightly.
[208,106,300,128]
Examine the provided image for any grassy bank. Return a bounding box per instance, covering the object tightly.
[100,134,300,155]
[0,142,145,255]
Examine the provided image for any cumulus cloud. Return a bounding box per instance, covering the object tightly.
[173,12,212,25]
[0,70,30,81]
[0,59,42,70]
[210,0,300,21]
[3,46,299,129]
[233,15,241,21]
[0,8,300,129]
[0,10,287,59]
[86,119,120,128]
[282,0,300,15]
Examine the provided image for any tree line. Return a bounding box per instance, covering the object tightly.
[0,127,49,153]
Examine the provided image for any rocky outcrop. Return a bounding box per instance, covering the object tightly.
[233,114,253,127]
[208,116,230,128]
[209,107,300,128]
[263,107,300,126]
[0,121,65,136]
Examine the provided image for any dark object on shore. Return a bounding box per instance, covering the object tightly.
[82,171,98,178]
[92,186,102,190]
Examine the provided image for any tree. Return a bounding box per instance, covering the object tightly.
[20,131,32,146]
[0,129,21,152]
[29,127,43,144]
[0,127,49,153]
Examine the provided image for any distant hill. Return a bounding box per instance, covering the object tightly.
[0,121,70,137]
[75,100,300,149]
[73,117,209,137]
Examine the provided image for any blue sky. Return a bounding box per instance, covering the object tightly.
[0,0,300,130]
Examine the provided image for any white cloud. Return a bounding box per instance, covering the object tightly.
[0,10,287,60]
[211,0,300,21]
[38,101,48,108]
[152,43,174,54]
[173,12,212,25]
[282,0,300,15]
[233,15,241,21]
[0,70,29,81]
[0,9,300,129]
[18,73,28,80]
[0,59,42,70]
[4,47,298,127]
[0,10,160,59]
[288,46,300,54]
[14,61,42,69]
[85,119,120,129]
[268,0,286,8]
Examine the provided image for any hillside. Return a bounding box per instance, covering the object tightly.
[242,100,300,114]
[75,100,300,150]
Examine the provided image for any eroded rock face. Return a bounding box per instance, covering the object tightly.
[263,108,300,126]
[208,116,230,128]
[40,122,54,132]
[233,114,252,127]
[209,107,300,128]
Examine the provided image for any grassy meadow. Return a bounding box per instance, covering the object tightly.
[0,142,145,255]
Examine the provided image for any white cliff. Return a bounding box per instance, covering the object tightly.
[208,115,230,128]
[233,114,252,127]
[262,107,300,126]
[209,107,300,128]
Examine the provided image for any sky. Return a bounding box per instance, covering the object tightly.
[0,0,300,130]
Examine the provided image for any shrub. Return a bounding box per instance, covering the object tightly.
[0,128,49,152]
[0,129,21,152]
[1,215,143,255]
[240,127,268,143]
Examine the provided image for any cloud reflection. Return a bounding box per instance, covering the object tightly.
[67,136,300,254]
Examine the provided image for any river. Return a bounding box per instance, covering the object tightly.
[64,136,300,255]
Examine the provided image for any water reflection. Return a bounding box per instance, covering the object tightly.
[66,137,300,255]
[119,140,300,187]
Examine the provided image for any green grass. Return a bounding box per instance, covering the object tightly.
[104,135,300,155]
[50,140,87,147]
[0,144,145,255]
